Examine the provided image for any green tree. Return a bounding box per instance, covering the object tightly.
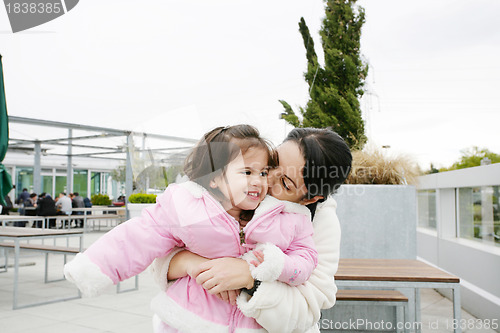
[111,165,126,183]
[440,146,500,171]
[281,0,368,149]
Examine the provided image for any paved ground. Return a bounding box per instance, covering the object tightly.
[0,231,496,332]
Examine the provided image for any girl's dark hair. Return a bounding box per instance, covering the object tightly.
[184,125,274,192]
[284,128,352,217]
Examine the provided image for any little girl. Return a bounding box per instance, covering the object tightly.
[64,125,317,332]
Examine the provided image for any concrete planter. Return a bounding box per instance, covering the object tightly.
[334,184,417,259]
[126,203,154,219]
[322,185,418,328]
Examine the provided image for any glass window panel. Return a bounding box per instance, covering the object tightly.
[73,170,88,198]
[417,190,437,229]
[55,176,67,196]
[91,172,101,196]
[15,167,33,199]
[458,186,499,247]
[41,176,53,197]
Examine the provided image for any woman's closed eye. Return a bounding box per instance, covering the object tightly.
[281,177,291,191]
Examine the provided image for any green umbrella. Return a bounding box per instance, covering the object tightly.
[0,54,13,207]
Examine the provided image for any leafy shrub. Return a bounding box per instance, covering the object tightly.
[128,193,157,204]
[91,194,112,206]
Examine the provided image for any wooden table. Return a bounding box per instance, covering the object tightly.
[335,258,461,333]
[0,227,83,309]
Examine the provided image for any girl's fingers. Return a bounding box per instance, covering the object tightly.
[250,260,261,267]
[227,290,240,306]
[253,250,265,262]
[218,291,229,303]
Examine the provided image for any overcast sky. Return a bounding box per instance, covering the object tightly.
[1,0,499,169]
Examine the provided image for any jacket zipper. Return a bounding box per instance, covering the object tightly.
[239,227,245,245]
[229,305,237,333]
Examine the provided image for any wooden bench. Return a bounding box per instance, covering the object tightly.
[0,241,138,294]
[0,241,80,282]
[337,289,408,302]
[335,289,409,332]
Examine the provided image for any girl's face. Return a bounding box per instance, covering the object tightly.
[268,141,308,204]
[212,147,269,219]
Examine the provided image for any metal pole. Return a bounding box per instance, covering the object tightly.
[125,134,133,220]
[33,141,42,194]
[66,129,73,194]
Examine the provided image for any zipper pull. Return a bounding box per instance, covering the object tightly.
[239,229,245,245]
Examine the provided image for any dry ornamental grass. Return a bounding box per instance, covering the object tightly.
[346,149,420,185]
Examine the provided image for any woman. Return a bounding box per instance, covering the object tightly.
[152,127,352,332]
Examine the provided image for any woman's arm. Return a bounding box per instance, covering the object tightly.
[237,199,341,333]
[153,249,254,305]
[154,250,254,291]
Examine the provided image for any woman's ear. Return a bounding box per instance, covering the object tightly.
[299,195,323,206]
[209,179,218,189]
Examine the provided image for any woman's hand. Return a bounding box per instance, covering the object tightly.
[192,257,254,295]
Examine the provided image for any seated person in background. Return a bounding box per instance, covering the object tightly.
[56,192,72,215]
[56,192,73,228]
[1,195,13,215]
[35,193,58,228]
[24,193,38,216]
[71,192,85,228]
[83,196,92,208]
[16,188,29,205]
[72,192,84,209]
[16,188,30,215]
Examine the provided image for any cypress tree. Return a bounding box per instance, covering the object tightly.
[281,0,368,149]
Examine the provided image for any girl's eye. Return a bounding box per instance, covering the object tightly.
[242,170,252,175]
[281,177,290,191]
[260,171,268,177]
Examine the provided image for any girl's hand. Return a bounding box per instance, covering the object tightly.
[192,257,254,295]
[215,290,240,306]
[166,250,209,281]
[250,249,264,267]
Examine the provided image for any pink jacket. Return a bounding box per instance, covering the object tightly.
[64,181,317,333]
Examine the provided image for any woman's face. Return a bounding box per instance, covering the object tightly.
[268,141,309,204]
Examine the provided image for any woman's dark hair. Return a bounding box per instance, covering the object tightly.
[184,125,274,192]
[284,128,352,216]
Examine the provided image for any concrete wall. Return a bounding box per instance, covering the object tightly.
[334,185,417,259]
[323,185,417,330]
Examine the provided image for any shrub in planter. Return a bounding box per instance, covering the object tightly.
[91,194,112,206]
[128,193,157,204]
